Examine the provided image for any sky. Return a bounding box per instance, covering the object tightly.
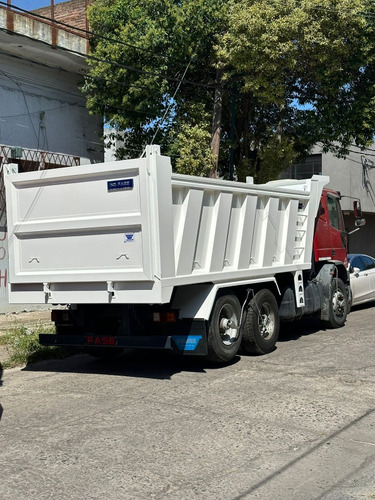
[11,1,66,11]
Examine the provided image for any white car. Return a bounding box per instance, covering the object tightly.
[348,253,375,306]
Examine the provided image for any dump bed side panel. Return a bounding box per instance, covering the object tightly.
[170,174,327,284]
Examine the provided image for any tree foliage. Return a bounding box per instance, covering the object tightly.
[85,0,375,181]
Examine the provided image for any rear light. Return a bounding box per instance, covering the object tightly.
[152,312,177,323]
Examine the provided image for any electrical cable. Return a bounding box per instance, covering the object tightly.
[0,1,170,59]
[0,47,150,97]
[316,142,375,158]
[0,54,165,118]
[0,68,39,142]
[5,1,375,154]
[0,101,79,119]
[144,46,199,155]
[0,26,217,89]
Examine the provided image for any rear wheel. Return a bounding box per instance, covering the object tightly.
[207,294,242,363]
[242,289,279,355]
[324,278,348,328]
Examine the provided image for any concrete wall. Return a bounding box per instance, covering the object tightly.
[317,146,375,257]
[344,213,375,257]
[0,55,102,165]
[0,6,88,56]
[0,4,103,164]
[322,147,375,214]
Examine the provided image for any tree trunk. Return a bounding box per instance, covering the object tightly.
[211,68,224,178]
[277,103,285,143]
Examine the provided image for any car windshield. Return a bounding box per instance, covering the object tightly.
[349,255,375,273]
[349,256,364,272]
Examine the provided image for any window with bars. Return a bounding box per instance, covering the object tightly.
[279,154,322,180]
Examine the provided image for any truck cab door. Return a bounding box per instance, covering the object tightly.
[326,194,347,262]
[314,193,347,263]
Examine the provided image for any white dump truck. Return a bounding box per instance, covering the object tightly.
[4,145,359,362]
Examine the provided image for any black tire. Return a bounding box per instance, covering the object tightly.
[346,283,352,315]
[242,289,279,355]
[207,294,242,363]
[323,278,348,328]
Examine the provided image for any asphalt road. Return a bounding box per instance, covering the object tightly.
[0,305,374,500]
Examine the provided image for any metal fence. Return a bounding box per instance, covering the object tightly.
[0,145,80,224]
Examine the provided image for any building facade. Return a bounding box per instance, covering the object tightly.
[0,1,103,311]
[282,145,375,256]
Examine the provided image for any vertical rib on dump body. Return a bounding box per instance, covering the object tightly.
[5,146,329,305]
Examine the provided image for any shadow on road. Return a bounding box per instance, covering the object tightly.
[21,308,364,378]
[22,349,241,379]
[350,301,375,312]
[278,316,322,343]
[277,301,375,343]
[19,316,329,378]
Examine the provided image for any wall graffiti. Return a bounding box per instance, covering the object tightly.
[0,228,8,301]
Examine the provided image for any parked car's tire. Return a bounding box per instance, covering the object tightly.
[207,294,242,363]
[241,289,279,355]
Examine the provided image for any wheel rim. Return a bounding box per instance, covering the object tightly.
[258,302,275,340]
[332,288,346,320]
[218,304,239,346]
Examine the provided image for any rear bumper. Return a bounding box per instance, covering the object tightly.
[39,333,208,356]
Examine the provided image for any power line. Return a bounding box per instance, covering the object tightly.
[347,148,375,158]
[0,100,80,119]
[0,68,39,141]
[0,26,217,90]
[146,46,199,154]
[349,143,375,154]
[317,142,375,158]
[1,2,220,90]
[0,1,181,61]
[0,46,145,94]
[0,50,186,119]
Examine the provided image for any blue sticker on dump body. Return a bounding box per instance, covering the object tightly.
[124,233,134,242]
[108,179,134,192]
[171,335,202,351]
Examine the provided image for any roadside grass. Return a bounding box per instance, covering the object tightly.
[0,323,68,368]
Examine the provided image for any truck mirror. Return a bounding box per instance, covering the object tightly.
[353,200,362,218]
[354,217,366,227]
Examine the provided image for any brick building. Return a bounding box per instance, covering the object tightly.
[32,0,89,32]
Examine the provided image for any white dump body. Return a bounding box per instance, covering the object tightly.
[5,146,329,304]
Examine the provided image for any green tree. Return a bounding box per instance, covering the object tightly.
[84,0,227,174]
[219,0,375,180]
[84,0,375,182]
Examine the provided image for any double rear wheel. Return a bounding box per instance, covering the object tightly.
[241,289,280,355]
[207,294,242,363]
[207,289,280,363]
